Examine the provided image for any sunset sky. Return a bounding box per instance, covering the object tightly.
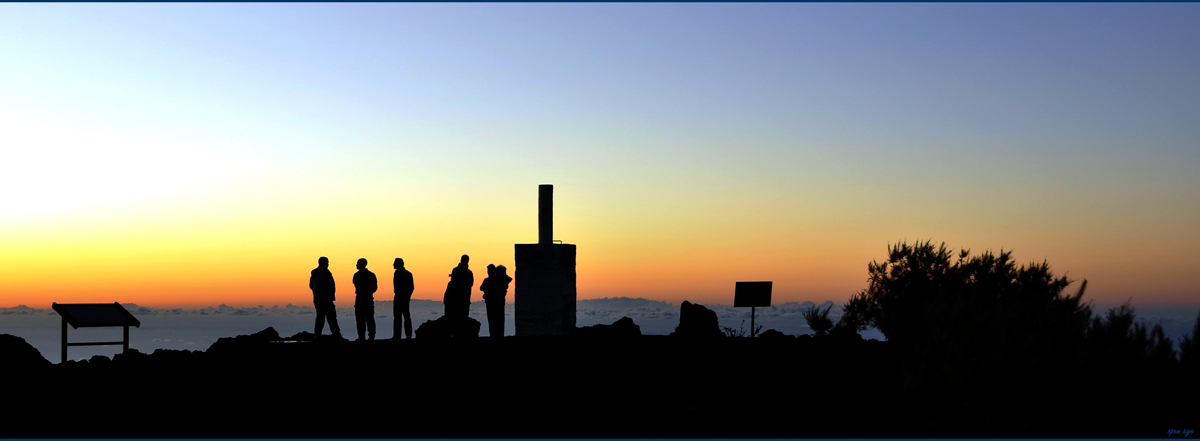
[2,4,1198,309]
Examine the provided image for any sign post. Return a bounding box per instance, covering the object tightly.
[734,281,772,338]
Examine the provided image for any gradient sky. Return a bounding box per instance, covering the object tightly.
[2,4,1198,308]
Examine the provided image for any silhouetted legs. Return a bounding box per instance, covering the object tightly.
[394,299,412,339]
[315,302,342,337]
[486,301,504,337]
[355,304,376,341]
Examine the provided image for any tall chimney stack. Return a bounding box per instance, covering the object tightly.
[539,184,553,244]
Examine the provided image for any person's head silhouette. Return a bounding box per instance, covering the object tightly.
[318,257,329,268]
[487,264,496,276]
[460,255,469,266]
[497,265,507,276]
[394,258,404,269]
[357,258,368,270]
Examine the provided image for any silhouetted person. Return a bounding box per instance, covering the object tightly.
[443,254,473,319]
[310,256,343,339]
[393,258,414,339]
[353,258,378,341]
[479,265,495,327]
[480,264,512,338]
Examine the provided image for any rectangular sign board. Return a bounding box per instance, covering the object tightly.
[52,302,141,329]
[734,281,772,307]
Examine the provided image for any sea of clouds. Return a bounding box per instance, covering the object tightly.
[2,298,1195,364]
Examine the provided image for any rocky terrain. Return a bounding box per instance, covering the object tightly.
[1,314,906,438]
[0,302,1192,437]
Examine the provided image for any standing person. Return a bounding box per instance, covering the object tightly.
[352,258,378,341]
[393,258,414,340]
[443,255,473,319]
[310,256,343,339]
[478,264,495,325]
[481,264,512,338]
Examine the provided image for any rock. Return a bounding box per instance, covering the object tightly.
[670,301,725,338]
[758,329,793,340]
[150,348,204,365]
[113,348,148,365]
[288,331,316,342]
[0,334,51,370]
[578,316,642,338]
[207,327,283,353]
[249,327,282,341]
[415,315,481,339]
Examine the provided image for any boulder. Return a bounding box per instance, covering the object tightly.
[207,327,282,354]
[288,331,316,342]
[248,327,282,341]
[150,348,205,365]
[0,334,51,370]
[113,348,148,365]
[670,301,725,338]
[577,316,642,338]
[415,315,481,339]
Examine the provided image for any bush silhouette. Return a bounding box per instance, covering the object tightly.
[1180,310,1200,375]
[837,239,1193,436]
[802,304,834,336]
[1082,302,1176,373]
[720,319,762,338]
[841,240,1092,435]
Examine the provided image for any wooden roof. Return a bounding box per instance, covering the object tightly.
[52,302,141,329]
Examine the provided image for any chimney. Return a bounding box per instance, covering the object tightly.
[539,184,553,244]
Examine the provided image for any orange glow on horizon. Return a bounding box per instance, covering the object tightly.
[2,178,1197,310]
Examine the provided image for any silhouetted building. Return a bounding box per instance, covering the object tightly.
[515,184,577,336]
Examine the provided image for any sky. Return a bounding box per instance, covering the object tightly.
[1,4,1198,309]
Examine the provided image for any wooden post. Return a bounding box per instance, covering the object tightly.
[61,316,68,364]
[751,306,756,338]
[123,326,130,354]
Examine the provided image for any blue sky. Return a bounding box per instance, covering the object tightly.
[2,4,1198,308]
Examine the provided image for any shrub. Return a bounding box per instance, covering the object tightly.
[802,304,834,336]
[846,240,1093,435]
[721,319,762,338]
[1180,311,1200,373]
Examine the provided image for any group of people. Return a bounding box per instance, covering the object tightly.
[308,254,512,340]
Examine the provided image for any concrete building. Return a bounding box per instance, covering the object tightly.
[514,184,577,336]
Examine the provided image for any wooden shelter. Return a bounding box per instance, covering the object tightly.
[51,302,141,363]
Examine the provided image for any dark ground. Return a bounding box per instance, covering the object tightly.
[5,334,910,438]
[1,332,1192,438]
